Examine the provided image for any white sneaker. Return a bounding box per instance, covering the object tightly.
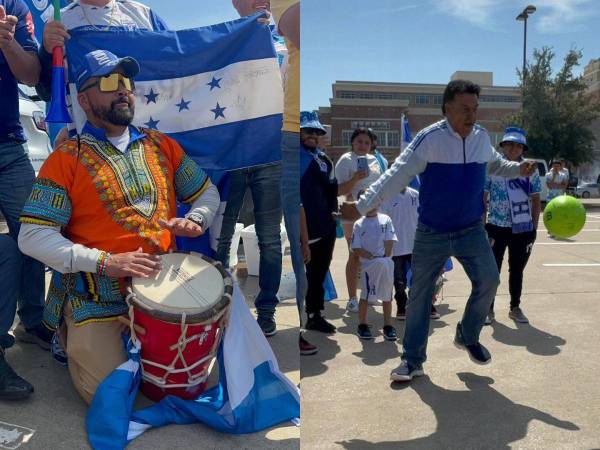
[346,297,359,313]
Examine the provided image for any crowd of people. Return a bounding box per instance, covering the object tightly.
[299,79,557,382]
[0,0,309,406]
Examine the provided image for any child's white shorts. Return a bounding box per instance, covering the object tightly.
[360,257,394,302]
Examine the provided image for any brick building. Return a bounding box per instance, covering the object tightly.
[317,71,521,163]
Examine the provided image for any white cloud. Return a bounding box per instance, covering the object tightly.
[432,0,597,31]
[534,0,598,33]
[436,0,500,27]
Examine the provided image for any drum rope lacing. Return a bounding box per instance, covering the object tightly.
[125,291,230,389]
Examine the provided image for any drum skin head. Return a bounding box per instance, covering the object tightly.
[132,252,232,323]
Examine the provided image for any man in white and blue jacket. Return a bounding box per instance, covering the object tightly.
[341,80,537,381]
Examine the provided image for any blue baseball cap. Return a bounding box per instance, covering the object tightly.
[75,49,140,92]
[300,110,327,135]
[500,127,528,151]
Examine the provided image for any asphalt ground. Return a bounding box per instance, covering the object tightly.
[300,201,600,450]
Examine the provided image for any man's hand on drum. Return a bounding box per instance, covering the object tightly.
[158,217,204,238]
[105,247,162,278]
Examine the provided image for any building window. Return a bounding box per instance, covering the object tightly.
[479,95,520,103]
[373,131,387,147]
[433,95,443,105]
[341,130,354,146]
[387,131,400,148]
[415,95,429,105]
[350,121,391,130]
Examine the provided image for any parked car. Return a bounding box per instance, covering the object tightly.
[18,84,52,174]
[575,183,600,199]
[0,87,51,227]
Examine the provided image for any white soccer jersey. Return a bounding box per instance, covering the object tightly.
[380,188,419,257]
[335,152,384,201]
[351,213,397,260]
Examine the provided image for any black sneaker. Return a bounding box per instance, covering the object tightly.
[383,325,397,341]
[13,323,52,351]
[0,349,34,400]
[430,305,441,320]
[256,312,277,337]
[299,334,318,356]
[305,313,336,334]
[453,323,491,365]
[396,308,406,321]
[356,323,373,340]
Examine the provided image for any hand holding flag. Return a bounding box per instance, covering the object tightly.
[0,6,19,50]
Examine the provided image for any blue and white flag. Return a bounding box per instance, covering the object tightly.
[65,13,283,171]
[401,113,412,151]
[87,286,300,449]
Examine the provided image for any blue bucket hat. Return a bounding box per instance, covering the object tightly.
[500,127,528,151]
[75,49,140,92]
[300,110,327,135]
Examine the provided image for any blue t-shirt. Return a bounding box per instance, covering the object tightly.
[0,0,38,143]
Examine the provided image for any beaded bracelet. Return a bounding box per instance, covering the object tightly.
[96,251,111,276]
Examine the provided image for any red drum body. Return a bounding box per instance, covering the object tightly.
[130,252,232,402]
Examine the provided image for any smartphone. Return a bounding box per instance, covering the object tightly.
[357,156,368,172]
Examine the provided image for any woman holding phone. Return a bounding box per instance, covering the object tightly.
[335,128,386,312]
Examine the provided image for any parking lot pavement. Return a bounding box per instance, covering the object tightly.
[300,210,600,450]
[0,258,300,450]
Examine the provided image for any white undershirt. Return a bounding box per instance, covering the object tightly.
[107,128,131,153]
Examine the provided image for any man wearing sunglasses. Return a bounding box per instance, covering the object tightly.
[17,49,220,404]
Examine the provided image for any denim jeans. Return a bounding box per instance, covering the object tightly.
[0,141,46,348]
[216,161,282,312]
[281,131,306,326]
[402,221,499,367]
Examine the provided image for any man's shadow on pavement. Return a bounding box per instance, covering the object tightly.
[490,320,566,356]
[336,372,579,450]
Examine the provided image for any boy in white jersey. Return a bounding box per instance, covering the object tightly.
[381,187,441,320]
[351,204,397,341]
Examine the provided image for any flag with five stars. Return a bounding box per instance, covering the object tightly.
[65,13,283,171]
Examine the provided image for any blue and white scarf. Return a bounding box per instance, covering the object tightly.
[506,177,534,233]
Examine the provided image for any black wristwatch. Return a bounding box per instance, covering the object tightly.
[186,213,205,228]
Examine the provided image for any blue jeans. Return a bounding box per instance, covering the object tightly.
[0,141,45,348]
[403,221,499,367]
[280,131,307,326]
[216,162,282,312]
[0,235,22,348]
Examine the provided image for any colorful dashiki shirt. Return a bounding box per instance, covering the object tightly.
[20,123,210,329]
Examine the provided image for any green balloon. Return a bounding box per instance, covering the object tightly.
[543,195,586,238]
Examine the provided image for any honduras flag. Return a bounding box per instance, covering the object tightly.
[65,13,283,171]
[87,286,300,449]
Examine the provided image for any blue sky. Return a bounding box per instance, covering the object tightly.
[301,0,600,111]
[143,1,238,29]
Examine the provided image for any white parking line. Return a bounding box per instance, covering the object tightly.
[536,242,600,245]
[0,421,35,449]
[543,263,600,267]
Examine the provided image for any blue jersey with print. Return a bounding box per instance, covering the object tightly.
[0,0,37,143]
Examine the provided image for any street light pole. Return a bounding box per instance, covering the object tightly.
[516,5,536,82]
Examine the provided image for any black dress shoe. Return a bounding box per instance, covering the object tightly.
[454,322,491,365]
[0,350,34,400]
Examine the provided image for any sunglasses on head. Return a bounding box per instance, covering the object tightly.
[80,73,135,93]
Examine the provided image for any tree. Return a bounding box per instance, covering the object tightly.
[504,47,600,167]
